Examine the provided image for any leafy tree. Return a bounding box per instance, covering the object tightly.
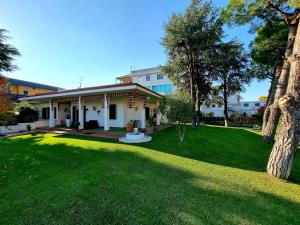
[0,29,20,72]
[161,0,223,120]
[211,41,250,127]
[0,75,12,114]
[223,0,300,179]
[0,29,20,115]
[249,21,289,133]
[224,1,300,144]
[165,91,194,142]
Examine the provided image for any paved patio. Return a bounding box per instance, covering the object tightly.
[37,123,173,140]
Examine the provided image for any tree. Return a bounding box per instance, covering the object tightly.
[267,20,300,179]
[0,29,20,115]
[0,29,20,72]
[212,41,250,127]
[223,0,300,179]
[161,0,223,120]
[249,21,289,133]
[0,75,12,114]
[223,1,300,144]
[165,91,194,142]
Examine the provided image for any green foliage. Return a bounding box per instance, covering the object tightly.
[207,112,214,117]
[166,92,194,124]
[251,22,288,67]
[0,111,17,126]
[161,0,223,106]
[0,29,20,72]
[15,101,39,123]
[165,91,194,142]
[222,1,299,27]
[212,41,250,100]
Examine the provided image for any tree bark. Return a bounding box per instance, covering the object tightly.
[262,68,280,133]
[263,25,297,144]
[267,20,300,180]
[223,77,228,127]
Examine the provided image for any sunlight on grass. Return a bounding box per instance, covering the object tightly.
[1,126,300,224]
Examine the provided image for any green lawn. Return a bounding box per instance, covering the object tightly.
[1,125,300,225]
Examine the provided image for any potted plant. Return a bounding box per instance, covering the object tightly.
[66,115,71,127]
[126,120,134,133]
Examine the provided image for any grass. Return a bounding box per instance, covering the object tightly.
[1,125,300,225]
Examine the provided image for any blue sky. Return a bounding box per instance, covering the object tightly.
[1,0,269,101]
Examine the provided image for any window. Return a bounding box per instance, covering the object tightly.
[212,104,216,108]
[42,107,50,119]
[244,103,249,107]
[146,75,151,81]
[152,84,172,94]
[23,88,29,95]
[255,103,260,107]
[157,74,163,80]
[109,104,117,120]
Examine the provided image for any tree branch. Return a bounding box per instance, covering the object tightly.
[267,1,290,24]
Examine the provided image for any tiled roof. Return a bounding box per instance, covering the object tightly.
[7,78,63,91]
[20,83,162,99]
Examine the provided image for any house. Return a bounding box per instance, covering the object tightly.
[6,77,63,101]
[116,66,175,95]
[20,83,162,130]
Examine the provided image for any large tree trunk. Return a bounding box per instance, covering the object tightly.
[262,68,280,133]
[223,78,229,127]
[263,25,297,144]
[267,20,300,180]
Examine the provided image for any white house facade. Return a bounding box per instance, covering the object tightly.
[20,83,162,130]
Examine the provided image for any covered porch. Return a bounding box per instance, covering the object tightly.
[20,83,163,131]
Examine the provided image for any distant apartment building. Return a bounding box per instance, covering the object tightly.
[116,67,175,95]
[116,66,265,116]
[6,78,63,101]
[230,101,266,116]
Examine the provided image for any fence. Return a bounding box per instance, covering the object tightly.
[199,116,255,127]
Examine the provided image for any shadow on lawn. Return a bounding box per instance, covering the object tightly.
[1,134,300,225]
[53,125,300,182]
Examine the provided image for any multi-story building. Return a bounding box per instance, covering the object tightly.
[6,77,63,101]
[230,101,266,116]
[116,66,265,116]
[116,66,175,95]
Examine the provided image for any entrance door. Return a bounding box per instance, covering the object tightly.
[72,106,79,122]
[83,106,87,129]
[145,107,150,120]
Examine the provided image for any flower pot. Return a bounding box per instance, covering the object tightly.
[126,122,133,133]
[66,119,71,128]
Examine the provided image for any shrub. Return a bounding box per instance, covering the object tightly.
[0,112,18,126]
[207,112,214,117]
[253,106,266,128]
[15,102,39,123]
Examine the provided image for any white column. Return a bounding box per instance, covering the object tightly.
[49,99,54,128]
[56,103,60,125]
[78,96,84,129]
[156,101,161,126]
[70,103,73,122]
[140,98,146,129]
[104,94,110,131]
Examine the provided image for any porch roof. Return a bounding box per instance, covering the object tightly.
[19,83,162,101]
